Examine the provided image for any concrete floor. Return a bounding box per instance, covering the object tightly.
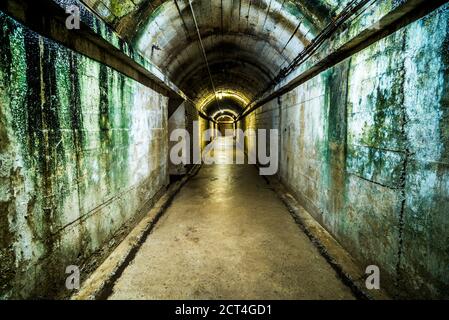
[109,137,355,300]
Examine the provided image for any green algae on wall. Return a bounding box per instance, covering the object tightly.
[242,4,449,298]
[400,5,449,298]
[0,12,169,299]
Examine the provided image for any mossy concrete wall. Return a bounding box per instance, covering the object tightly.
[0,13,169,299]
[244,5,449,299]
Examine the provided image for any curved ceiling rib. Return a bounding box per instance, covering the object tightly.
[82,0,342,119]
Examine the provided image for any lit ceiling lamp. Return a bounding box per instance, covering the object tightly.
[211,109,239,120]
[199,91,250,112]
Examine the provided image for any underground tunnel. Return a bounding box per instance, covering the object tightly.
[0,0,448,301]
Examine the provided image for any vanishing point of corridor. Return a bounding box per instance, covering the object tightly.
[109,137,354,300]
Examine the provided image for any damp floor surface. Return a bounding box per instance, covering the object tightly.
[109,137,355,300]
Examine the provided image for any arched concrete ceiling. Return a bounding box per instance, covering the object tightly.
[83,0,348,116]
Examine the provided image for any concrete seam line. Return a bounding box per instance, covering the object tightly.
[262,174,391,300]
[72,165,202,300]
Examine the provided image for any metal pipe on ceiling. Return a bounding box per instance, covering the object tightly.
[188,0,223,115]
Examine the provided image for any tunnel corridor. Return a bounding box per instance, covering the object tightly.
[109,137,354,300]
[0,0,448,300]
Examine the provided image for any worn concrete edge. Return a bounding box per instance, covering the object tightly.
[260,172,391,301]
[71,165,202,300]
[0,0,187,100]
[59,0,187,100]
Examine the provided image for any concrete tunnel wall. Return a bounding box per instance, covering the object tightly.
[242,5,449,299]
[168,100,213,175]
[168,100,200,175]
[0,12,175,299]
[1,0,448,300]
